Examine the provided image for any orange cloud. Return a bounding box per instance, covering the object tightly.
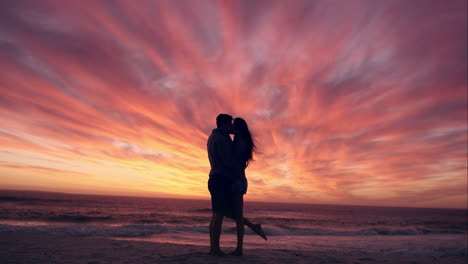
[0,0,466,208]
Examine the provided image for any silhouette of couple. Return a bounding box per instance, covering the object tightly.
[207,114,267,256]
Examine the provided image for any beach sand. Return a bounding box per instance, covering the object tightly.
[1,232,466,264]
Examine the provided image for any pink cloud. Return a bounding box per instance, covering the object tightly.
[0,0,466,208]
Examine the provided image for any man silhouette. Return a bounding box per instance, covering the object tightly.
[207,113,239,255]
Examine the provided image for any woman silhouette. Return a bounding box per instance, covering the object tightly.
[228,117,267,256]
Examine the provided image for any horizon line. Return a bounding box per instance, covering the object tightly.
[0,188,465,210]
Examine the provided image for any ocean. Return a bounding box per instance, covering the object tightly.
[0,190,466,257]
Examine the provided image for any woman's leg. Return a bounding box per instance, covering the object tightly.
[243,217,267,240]
[243,217,254,228]
[224,200,267,241]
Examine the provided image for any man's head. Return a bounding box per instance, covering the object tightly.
[216,113,233,132]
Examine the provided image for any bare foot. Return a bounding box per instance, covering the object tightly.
[230,248,243,256]
[252,224,268,240]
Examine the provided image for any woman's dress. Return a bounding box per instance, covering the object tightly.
[232,138,248,194]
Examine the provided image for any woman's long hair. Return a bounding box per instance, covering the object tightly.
[233,118,256,167]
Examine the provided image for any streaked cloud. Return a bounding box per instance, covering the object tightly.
[0,0,466,208]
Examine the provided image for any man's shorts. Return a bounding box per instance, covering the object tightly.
[208,177,231,215]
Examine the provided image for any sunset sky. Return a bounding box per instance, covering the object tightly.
[0,0,466,208]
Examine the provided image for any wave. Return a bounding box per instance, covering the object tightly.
[262,225,465,236]
[0,222,464,238]
[46,215,113,223]
[189,208,212,213]
[0,196,64,203]
[0,223,166,237]
[0,212,116,223]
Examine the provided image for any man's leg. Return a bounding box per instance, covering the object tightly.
[209,212,224,255]
[209,215,214,251]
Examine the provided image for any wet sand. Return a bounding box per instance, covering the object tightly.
[1,232,466,264]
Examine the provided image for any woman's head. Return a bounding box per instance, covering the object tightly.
[233,118,248,136]
[233,117,256,165]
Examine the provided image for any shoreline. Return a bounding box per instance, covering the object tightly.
[1,232,466,264]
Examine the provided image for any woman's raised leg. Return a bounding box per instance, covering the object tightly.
[243,217,267,240]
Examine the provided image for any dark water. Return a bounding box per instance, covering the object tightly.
[0,189,466,237]
[1,190,467,256]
